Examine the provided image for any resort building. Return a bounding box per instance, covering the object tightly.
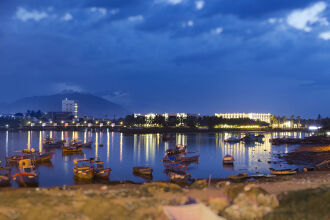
[215,113,271,124]
[62,98,78,119]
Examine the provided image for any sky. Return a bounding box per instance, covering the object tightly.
[0,0,330,118]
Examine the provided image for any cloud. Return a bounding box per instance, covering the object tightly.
[15,7,48,22]
[319,31,330,40]
[195,1,205,10]
[61,13,73,21]
[287,1,328,32]
[128,15,144,22]
[182,20,194,28]
[90,7,107,16]
[211,27,223,35]
[53,83,83,93]
[155,0,183,5]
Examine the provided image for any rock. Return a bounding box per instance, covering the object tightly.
[190,180,207,190]
[216,181,228,188]
[208,196,231,214]
[141,182,183,194]
[100,185,108,191]
[303,168,308,172]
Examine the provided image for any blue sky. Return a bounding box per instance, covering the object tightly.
[0,0,330,118]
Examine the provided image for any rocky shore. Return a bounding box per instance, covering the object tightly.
[0,171,329,220]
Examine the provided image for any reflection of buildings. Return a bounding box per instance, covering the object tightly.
[215,113,271,124]
[133,113,197,126]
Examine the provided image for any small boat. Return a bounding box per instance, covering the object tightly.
[163,162,188,172]
[133,167,153,176]
[0,167,11,186]
[315,160,330,171]
[90,158,111,179]
[224,136,241,143]
[166,170,191,182]
[6,152,52,164]
[73,159,94,180]
[270,168,297,175]
[12,159,39,187]
[6,155,29,164]
[223,155,234,165]
[228,173,248,181]
[163,155,199,164]
[62,145,83,153]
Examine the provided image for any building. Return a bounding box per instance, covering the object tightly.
[46,112,73,121]
[62,98,78,119]
[215,113,271,124]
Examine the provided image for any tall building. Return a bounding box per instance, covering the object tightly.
[215,113,271,124]
[62,98,78,119]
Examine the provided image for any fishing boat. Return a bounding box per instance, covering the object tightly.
[71,140,93,148]
[163,155,199,164]
[73,159,94,180]
[12,159,39,187]
[223,155,234,165]
[62,144,83,154]
[228,173,248,181]
[163,162,188,172]
[133,167,153,176]
[90,158,111,179]
[0,167,11,186]
[269,168,297,175]
[6,155,30,164]
[224,136,241,143]
[242,133,264,143]
[166,170,191,182]
[315,160,330,171]
[6,152,52,164]
[43,138,65,148]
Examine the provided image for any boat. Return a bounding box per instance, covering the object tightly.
[90,158,111,179]
[44,139,65,148]
[12,159,39,187]
[228,173,248,181]
[73,159,94,180]
[166,170,191,182]
[176,144,187,153]
[6,152,52,164]
[133,167,153,176]
[62,144,83,154]
[71,140,93,148]
[0,167,11,186]
[224,136,241,143]
[315,160,330,171]
[269,168,297,175]
[163,155,199,164]
[223,155,234,165]
[163,162,188,172]
[242,133,264,143]
[162,135,175,141]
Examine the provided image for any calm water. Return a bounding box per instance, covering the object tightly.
[0,130,310,187]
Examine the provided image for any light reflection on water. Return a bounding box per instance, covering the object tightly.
[0,131,310,187]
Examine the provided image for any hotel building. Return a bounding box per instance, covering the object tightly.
[62,98,78,119]
[215,113,271,124]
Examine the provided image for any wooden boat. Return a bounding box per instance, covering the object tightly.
[73,159,94,180]
[71,140,93,148]
[0,167,11,186]
[163,155,199,164]
[43,139,65,148]
[270,168,297,175]
[315,160,330,171]
[6,152,52,164]
[223,155,234,165]
[62,145,83,153]
[90,158,111,179]
[228,173,248,181]
[12,159,39,187]
[163,162,188,172]
[166,170,191,182]
[6,155,29,164]
[224,136,241,143]
[133,167,153,176]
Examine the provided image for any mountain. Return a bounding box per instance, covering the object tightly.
[0,92,130,118]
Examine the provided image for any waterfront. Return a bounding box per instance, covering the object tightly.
[0,131,311,187]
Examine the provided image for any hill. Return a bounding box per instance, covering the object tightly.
[0,92,129,118]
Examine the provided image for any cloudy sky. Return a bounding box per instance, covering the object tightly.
[1,0,330,117]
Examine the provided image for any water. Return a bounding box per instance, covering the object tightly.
[0,130,310,187]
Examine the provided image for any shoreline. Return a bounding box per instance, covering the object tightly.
[0,170,329,220]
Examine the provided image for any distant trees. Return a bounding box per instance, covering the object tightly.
[26,110,44,119]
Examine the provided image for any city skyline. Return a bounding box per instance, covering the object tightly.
[1,0,330,118]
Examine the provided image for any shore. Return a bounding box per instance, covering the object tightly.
[0,171,329,220]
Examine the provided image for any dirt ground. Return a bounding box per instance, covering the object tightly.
[0,171,329,220]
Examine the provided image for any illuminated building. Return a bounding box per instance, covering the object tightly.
[215,113,271,124]
[62,98,78,119]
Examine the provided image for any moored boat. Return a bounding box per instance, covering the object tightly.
[269,168,297,175]
[166,170,191,182]
[228,173,248,181]
[12,159,39,187]
[90,158,111,179]
[223,155,234,165]
[315,160,330,171]
[73,159,94,180]
[224,136,241,143]
[133,167,153,176]
[0,167,11,186]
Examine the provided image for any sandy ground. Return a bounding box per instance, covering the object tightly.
[0,171,329,220]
